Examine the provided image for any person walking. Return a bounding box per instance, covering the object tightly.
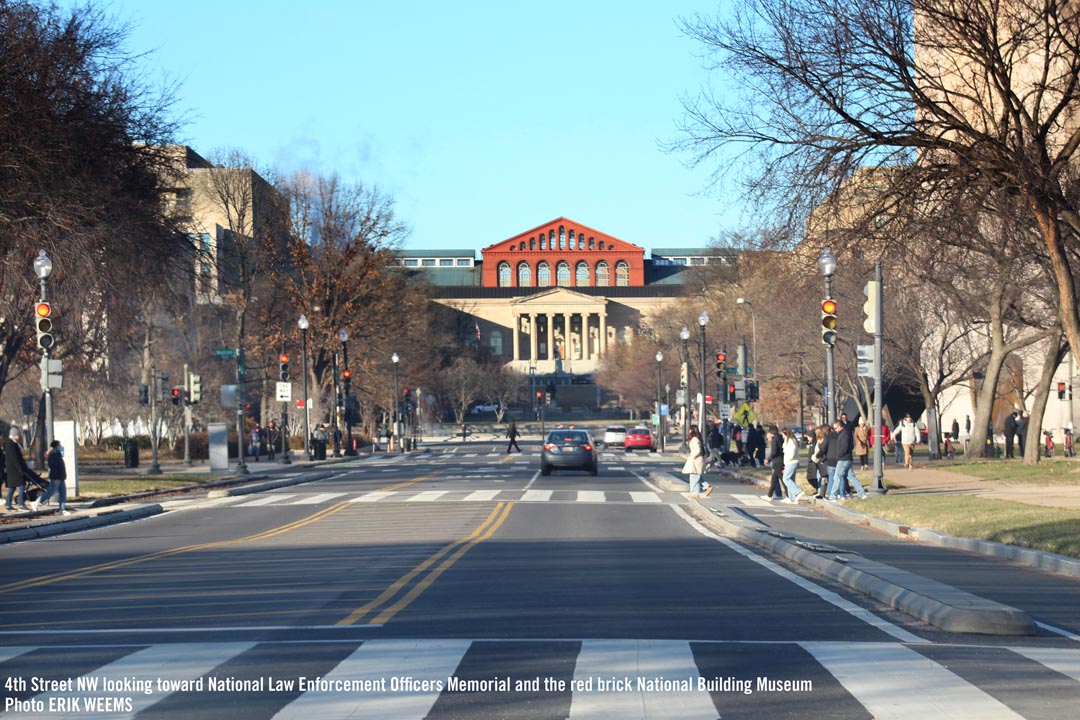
[313,425,329,460]
[780,428,805,503]
[828,418,867,500]
[1003,411,1017,459]
[682,425,710,498]
[506,421,522,453]
[248,424,262,462]
[36,440,69,515]
[4,428,31,511]
[1017,411,1029,458]
[704,422,724,471]
[854,418,871,470]
[265,421,278,461]
[806,426,829,498]
[896,414,919,470]
[763,425,785,500]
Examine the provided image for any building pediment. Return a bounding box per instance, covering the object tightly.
[511,288,607,308]
[482,216,645,255]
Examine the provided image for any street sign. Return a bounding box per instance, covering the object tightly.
[276,382,292,402]
[214,348,237,359]
[296,399,305,408]
[857,344,875,377]
[719,405,731,420]
[221,384,238,408]
[736,403,757,426]
[660,403,669,417]
[675,388,687,406]
[39,357,62,390]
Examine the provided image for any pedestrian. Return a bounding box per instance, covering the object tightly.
[828,418,867,500]
[248,424,262,461]
[506,421,521,453]
[682,425,711,498]
[854,417,871,470]
[781,428,805,503]
[4,428,31,511]
[332,426,343,456]
[763,425,784,500]
[704,422,724,471]
[895,414,919,470]
[1003,411,1017,459]
[313,424,329,460]
[1017,411,1029,458]
[265,421,278,461]
[36,440,69,515]
[806,426,829,498]
[732,424,745,460]
[951,418,960,443]
[754,422,766,466]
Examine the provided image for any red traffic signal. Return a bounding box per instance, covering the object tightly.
[279,353,289,363]
[35,302,52,318]
[715,352,726,363]
[342,369,351,379]
[705,395,713,403]
[728,382,736,396]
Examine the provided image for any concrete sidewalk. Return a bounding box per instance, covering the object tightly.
[875,461,1080,509]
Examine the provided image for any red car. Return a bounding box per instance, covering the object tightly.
[624,427,656,452]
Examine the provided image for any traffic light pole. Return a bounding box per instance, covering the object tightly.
[824,275,836,425]
[235,347,249,474]
[148,362,162,475]
[182,363,192,466]
[871,261,887,494]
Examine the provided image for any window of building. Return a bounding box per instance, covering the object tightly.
[540,236,547,251]
[422,259,436,267]
[598,241,606,250]
[596,261,610,287]
[520,242,526,251]
[530,237,536,250]
[615,260,630,286]
[537,261,552,287]
[457,259,471,266]
[550,230,556,250]
[691,257,705,265]
[200,263,212,277]
[578,235,585,250]
[556,261,571,286]
[575,261,590,286]
[517,262,531,287]
[568,229,575,249]
[559,226,565,250]
[404,259,419,267]
[674,257,687,265]
[198,233,212,254]
[489,330,503,356]
[439,259,454,266]
[497,262,512,287]
[589,236,595,250]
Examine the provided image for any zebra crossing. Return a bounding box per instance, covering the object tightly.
[218,488,674,507]
[1,638,1077,719]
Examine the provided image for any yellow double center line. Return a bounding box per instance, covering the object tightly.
[337,501,514,626]
[0,502,351,596]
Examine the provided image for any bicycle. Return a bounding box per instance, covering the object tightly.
[1043,430,1055,459]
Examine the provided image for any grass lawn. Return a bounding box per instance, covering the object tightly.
[856,495,1080,560]
[74,475,218,499]
[930,458,1080,484]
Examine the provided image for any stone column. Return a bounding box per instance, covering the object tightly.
[512,314,520,361]
[599,313,608,355]
[583,313,591,360]
[529,313,538,361]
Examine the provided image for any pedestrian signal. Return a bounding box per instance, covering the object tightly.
[171,386,182,406]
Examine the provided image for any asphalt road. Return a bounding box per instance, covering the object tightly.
[1,440,1078,719]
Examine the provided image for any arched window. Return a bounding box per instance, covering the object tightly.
[489,330,503,356]
[589,236,595,250]
[540,236,547,250]
[559,226,566,249]
[598,241,606,250]
[497,262,512,287]
[549,230,556,250]
[596,261,610,287]
[519,241,525,251]
[556,261,571,286]
[578,235,585,250]
[517,262,532,287]
[530,237,536,250]
[575,261,590,286]
[568,229,575,249]
[615,260,630,286]
[537,261,552,287]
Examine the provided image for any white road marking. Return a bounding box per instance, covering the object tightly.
[409,491,448,502]
[350,492,397,503]
[1011,646,1080,681]
[236,494,297,507]
[294,492,348,505]
[732,493,777,507]
[521,490,553,502]
[629,492,663,503]
[463,490,501,502]
[577,491,606,503]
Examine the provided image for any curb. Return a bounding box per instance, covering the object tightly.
[207,471,336,498]
[650,470,1037,635]
[0,505,164,544]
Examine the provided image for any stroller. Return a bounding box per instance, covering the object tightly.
[22,469,49,503]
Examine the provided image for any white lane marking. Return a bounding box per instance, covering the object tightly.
[1035,621,1080,642]
[1010,646,1080,681]
[409,491,448,502]
[802,642,1024,720]
[462,453,478,458]
[523,469,541,490]
[236,494,297,507]
[271,639,470,720]
[22,642,253,720]
[670,505,925,643]
[629,492,663,503]
[294,492,348,505]
[463,490,501,502]
[608,465,626,470]
[577,491,606,503]
[732,493,777,507]
[570,640,717,719]
[631,471,664,493]
[521,490,553,502]
[350,492,397,503]
[0,647,33,662]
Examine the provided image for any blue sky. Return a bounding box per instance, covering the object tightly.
[110,0,741,252]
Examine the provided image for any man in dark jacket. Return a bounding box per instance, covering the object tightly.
[5,428,30,511]
[764,425,784,500]
[1003,411,1017,458]
[828,419,867,500]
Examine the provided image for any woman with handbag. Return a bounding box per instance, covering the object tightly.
[682,425,712,498]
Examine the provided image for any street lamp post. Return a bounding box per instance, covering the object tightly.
[655,350,664,452]
[340,329,355,456]
[698,311,709,430]
[391,352,400,452]
[33,249,55,450]
[298,314,312,460]
[680,326,690,438]
[529,363,537,416]
[736,297,757,378]
[818,246,837,424]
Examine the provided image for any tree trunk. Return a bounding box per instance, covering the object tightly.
[1023,330,1067,465]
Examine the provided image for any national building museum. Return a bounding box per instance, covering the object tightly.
[397,217,730,376]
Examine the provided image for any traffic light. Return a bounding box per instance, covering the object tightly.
[189,373,202,404]
[728,380,736,400]
[34,302,54,350]
[279,353,289,381]
[863,280,879,334]
[715,352,726,378]
[139,384,149,405]
[1058,382,1067,400]
[746,380,759,402]
[821,298,838,346]
[171,386,182,406]
[342,368,351,395]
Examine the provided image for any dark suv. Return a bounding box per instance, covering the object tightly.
[540,430,599,476]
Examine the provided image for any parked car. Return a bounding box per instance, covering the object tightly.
[624,427,656,452]
[602,425,627,448]
[469,402,501,414]
[541,430,599,476]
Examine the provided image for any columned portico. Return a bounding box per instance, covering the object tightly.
[509,288,609,374]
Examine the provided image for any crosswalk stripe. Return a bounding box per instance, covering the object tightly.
[1011,646,1080,683]
[629,491,663,503]
[294,492,348,505]
[802,641,1024,719]
[570,640,717,719]
[410,491,449,502]
[350,491,397,503]
[236,494,297,507]
[270,639,470,720]
[463,490,501,502]
[0,646,32,662]
[521,489,553,502]
[577,491,606,503]
[732,493,775,507]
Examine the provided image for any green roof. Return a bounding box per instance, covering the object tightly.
[650,247,734,257]
[397,248,476,259]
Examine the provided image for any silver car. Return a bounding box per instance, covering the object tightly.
[602,425,627,448]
